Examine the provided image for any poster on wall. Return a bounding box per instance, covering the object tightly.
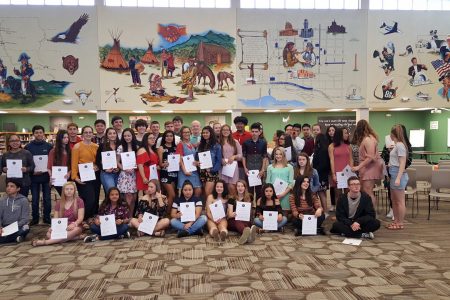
[236,10,367,110]
[317,116,356,133]
[0,7,100,110]
[98,7,236,112]
[367,11,450,109]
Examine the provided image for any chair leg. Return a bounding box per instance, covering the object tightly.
[428,195,431,220]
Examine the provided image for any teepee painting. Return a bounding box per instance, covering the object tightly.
[141,40,159,64]
[101,29,128,71]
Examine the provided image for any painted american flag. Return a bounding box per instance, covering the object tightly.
[431,59,450,78]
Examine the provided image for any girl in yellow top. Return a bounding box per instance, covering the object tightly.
[71,125,99,221]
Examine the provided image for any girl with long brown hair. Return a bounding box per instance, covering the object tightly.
[219,124,242,195]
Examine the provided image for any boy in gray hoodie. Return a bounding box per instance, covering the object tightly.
[0,179,30,243]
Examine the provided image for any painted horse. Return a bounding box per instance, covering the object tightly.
[217,71,234,90]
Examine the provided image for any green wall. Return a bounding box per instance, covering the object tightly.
[1,111,449,155]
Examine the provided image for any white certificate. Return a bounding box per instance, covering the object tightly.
[1,221,18,236]
[180,202,196,223]
[301,215,317,235]
[50,218,68,240]
[33,155,48,173]
[121,151,137,170]
[149,164,159,180]
[284,146,292,161]
[6,159,23,178]
[221,161,237,178]
[336,171,348,189]
[235,201,251,221]
[273,178,288,196]
[248,170,262,187]
[182,154,197,173]
[101,151,117,169]
[198,151,213,170]
[100,214,117,236]
[79,162,96,182]
[138,212,159,235]
[343,164,357,178]
[263,211,278,231]
[167,154,180,172]
[52,166,68,187]
[342,238,362,246]
[209,200,226,222]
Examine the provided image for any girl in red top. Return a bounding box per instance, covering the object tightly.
[136,132,159,192]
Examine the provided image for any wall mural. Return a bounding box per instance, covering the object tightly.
[98,7,237,111]
[0,7,100,110]
[367,11,450,108]
[236,10,368,110]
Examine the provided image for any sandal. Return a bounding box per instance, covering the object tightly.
[386,223,404,230]
[31,239,46,247]
[154,230,165,238]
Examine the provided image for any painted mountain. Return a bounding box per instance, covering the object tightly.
[99,30,235,64]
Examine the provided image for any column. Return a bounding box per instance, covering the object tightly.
[96,110,109,125]
[355,108,369,122]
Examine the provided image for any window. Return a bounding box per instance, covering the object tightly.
[0,0,93,4]
[105,0,230,7]
[370,0,450,10]
[240,0,360,9]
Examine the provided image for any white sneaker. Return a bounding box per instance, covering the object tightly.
[361,232,374,240]
[386,209,393,218]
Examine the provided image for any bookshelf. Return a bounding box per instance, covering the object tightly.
[0,132,57,155]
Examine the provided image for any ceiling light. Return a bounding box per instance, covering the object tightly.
[200,110,213,113]
[29,110,49,114]
[132,110,146,113]
[326,108,345,112]
[160,110,173,113]
[0,111,8,114]
[226,109,233,113]
[264,109,279,112]
[413,107,433,111]
[289,109,305,112]
[389,108,411,111]
[59,110,78,114]
[88,110,97,113]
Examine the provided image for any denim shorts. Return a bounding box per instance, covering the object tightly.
[389,166,409,190]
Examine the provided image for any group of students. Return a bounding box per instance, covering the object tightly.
[0,115,411,245]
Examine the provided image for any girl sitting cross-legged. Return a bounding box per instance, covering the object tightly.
[254,183,287,233]
[130,179,170,237]
[84,187,130,242]
[206,180,229,242]
[170,180,207,238]
[32,182,84,246]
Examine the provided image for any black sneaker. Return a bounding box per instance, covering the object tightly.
[177,230,189,238]
[83,234,97,243]
[361,232,374,239]
[29,219,39,226]
[43,219,51,225]
[16,236,24,243]
[317,227,326,235]
[125,231,131,239]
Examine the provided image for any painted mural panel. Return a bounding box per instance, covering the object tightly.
[367,11,450,108]
[98,7,236,111]
[0,6,100,110]
[236,10,367,110]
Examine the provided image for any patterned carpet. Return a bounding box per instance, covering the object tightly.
[1,194,450,299]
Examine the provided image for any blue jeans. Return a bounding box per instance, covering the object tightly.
[90,223,129,240]
[31,181,51,222]
[254,215,288,229]
[100,171,119,194]
[170,215,207,235]
[0,228,29,243]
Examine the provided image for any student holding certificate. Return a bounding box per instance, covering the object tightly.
[219,124,242,196]
[289,175,325,236]
[130,180,170,237]
[170,180,207,238]
[254,183,287,232]
[176,127,202,197]
[198,126,222,198]
[227,180,257,245]
[271,132,296,166]
[137,133,160,194]
[1,134,35,198]
[71,126,99,221]
[0,180,30,244]
[294,152,320,193]
[47,130,71,197]
[157,130,178,212]
[96,128,120,195]
[31,182,85,246]
[266,146,294,215]
[205,180,229,242]
[117,128,138,217]
[84,187,130,242]
[25,125,53,226]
